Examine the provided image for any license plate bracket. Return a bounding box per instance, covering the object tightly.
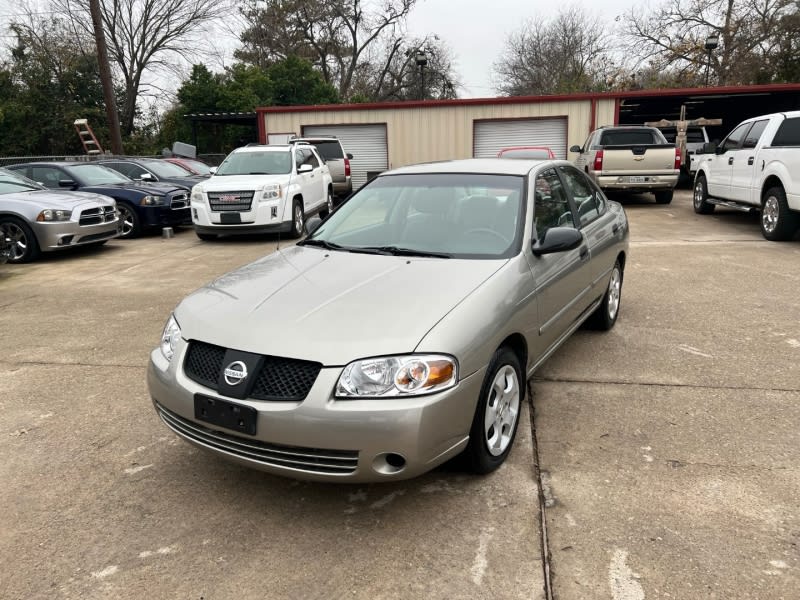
[194,394,257,436]
[220,212,242,224]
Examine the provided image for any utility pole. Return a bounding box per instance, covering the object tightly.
[89,0,124,155]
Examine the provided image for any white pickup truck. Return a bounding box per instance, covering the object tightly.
[693,111,800,241]
[190,143,333,240]
[571,126,681,204]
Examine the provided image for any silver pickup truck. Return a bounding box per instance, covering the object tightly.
[571,126,681,204]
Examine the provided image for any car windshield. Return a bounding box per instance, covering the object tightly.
[69,164,132,185]
[0,169,46,193]
[308,140,344,160]
[306,173,525,259]
[143,160,194,177]
[216,150,292,175]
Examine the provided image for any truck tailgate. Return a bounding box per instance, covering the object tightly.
[601,144,677,175]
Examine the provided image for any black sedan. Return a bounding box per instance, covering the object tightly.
[97,158,207,190]
[6,162,190,238]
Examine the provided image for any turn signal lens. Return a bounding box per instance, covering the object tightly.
[159,314,181,361]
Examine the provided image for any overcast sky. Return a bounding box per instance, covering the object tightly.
[407,0,638,98]
[0,0,641,100]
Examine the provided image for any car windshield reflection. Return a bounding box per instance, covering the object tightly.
[307,173,525,259]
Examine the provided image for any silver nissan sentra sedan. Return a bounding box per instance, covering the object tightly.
[148,158,629,482]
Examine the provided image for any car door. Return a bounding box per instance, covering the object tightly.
[729,119,768,203]
[527,167,593,355]
[706,121,751,199]
[300,149,325,211]
[558,165,617,302]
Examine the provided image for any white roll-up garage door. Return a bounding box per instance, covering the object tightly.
[473,118,568,159]
[302,124,388,190]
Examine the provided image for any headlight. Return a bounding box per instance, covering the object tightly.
[260,184,281,202]
[160,314,181,361]
[36,209,72,222]
[191,190,205,203]
[336,354,458,398]
[140,195,165,206]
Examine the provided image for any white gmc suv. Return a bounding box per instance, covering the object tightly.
[191,143,334,240]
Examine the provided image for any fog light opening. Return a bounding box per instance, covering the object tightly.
[372,452,407,475]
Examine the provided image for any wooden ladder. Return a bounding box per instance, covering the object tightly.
[74,119,104,155]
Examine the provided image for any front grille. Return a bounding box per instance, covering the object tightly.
[208,190,254,212]
[170,192,189,210]
[184,341,321,401]
[156,403,359,474]
[79,206,116,226]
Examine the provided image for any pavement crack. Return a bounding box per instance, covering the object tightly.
[528,381,555,600]
[533,376,799,394]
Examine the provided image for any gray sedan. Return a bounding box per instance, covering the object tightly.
[148,159,629,482]
[0,168,120,263]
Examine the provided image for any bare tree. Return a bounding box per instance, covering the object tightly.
[53,0,231,134]
[236,0,419,100]
[621,0,798,85]
[493,7,614,96]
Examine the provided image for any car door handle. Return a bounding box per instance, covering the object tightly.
[747,157,754,165]
[579,246,589,260]
[612,224,619,235]
[728,157,734,165]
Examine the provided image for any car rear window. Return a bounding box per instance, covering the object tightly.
[600,130,661,145]
[309,141,344,160]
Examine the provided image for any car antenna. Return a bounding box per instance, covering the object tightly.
[276,143,294,255]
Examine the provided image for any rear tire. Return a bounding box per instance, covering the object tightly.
[693,175,715,214]
[0,217,40,263]
[654,190,673,204]
[463,347,524,474]
[760,186,798,241]
[196,232,218,241]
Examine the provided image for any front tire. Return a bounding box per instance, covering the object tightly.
[760,186,799,241]
[463,347,524,474]
[693,175,715,214]
[586,259,623,330]
[289,199,304,239]
[117,203,141,238]
[0,217,40,263]
[654,190,673,204]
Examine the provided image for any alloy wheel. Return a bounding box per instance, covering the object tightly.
[693,181,704,208]
[327,192,334,214]
[607,265,622,321]
[762,195,779,234]
[118,205,135,237]
[294,203,304,234]
[484,365,520,457]
[1,222,28,262]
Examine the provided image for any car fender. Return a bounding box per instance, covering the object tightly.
[758,158,791,199]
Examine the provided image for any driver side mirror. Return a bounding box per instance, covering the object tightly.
[298,164,313,173]
[139,172,155,181]
[209,166,217,175]
[304,215,322,236]
[58,179,77,189]
[569,145,582,153]
[700,142,716,154]
[532,227,583,257]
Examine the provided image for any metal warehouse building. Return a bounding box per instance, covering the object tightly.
[256,84,800,189]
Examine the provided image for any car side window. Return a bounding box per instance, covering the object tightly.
[772,117,800,146]
[720,122,751,153]
[295,149,305,168]
[559,166,604,227]
[30,167,63,188]
[303,149,320,169]
[127,164,149,179]
[742,120,768,149]
[533,168,573,240]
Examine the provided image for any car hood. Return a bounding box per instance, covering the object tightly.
[198,174,289,191]
[1,189,115,208]
[175,246,507,366]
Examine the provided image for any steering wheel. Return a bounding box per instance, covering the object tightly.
[464,228,510,244]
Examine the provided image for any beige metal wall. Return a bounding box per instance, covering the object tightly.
[262,98,617,169]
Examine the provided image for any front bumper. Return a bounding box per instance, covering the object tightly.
[596,174,679,191]
[191,198,291,235]
[141,205,191,228]
[32,218,121,251]
[147,343,484,482]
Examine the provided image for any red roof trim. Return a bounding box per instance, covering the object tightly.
[256,83,800,115]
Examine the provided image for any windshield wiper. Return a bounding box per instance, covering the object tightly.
[352,246,452,258]
[296,239,350,252]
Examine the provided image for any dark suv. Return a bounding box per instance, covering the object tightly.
[290,136,352,199]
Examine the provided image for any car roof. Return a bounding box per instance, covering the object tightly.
[385,158,567,177]
[233,145,296,153]
[7,161,91,167]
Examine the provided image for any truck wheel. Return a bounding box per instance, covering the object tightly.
[289,199,304,239]
[761,186,799,241]
[693,175,715,214]
[654,190,673,204]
